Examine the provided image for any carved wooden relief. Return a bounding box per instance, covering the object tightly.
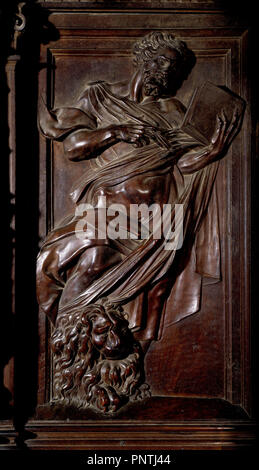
[36,26,247,416]
[1,0,256,451]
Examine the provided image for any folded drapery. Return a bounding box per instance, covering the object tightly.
[37,82,221,340]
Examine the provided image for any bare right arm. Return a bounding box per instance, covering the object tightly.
[63,124,150,161]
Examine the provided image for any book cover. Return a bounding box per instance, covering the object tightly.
[181,81,246,146]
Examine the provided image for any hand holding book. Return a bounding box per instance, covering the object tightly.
[172,83,246,174]
[208,106,242,159]
[146,82,245,159]
[181,81,246,147]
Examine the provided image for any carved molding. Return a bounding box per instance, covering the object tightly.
[35,0,223,10]
[12,2,27,51]
[24,421,257,450]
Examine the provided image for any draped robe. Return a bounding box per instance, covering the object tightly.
[37,81,221,340]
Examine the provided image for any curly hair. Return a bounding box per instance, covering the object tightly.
[133,31,196,79]
[51,301,149,413]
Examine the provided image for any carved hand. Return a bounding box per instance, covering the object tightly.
[113,124,151,147]
[177,107,242,174]
[209,108,241,158]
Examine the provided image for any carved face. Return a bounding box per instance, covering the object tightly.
[90,309,132,359]
[143,47,182,98]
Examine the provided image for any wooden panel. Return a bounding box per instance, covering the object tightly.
[36,14,251,421]
[48,45,229,400]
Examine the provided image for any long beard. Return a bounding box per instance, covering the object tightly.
[143,71,169,97]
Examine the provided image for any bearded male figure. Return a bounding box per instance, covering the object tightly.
[37,32,242,411]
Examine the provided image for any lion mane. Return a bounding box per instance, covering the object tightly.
[51,300,149,413]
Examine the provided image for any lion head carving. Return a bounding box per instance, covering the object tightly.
[51,299,149,413]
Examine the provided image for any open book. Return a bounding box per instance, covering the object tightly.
[181,81,246,146]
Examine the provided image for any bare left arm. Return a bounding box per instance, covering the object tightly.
[177,109,241,174]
